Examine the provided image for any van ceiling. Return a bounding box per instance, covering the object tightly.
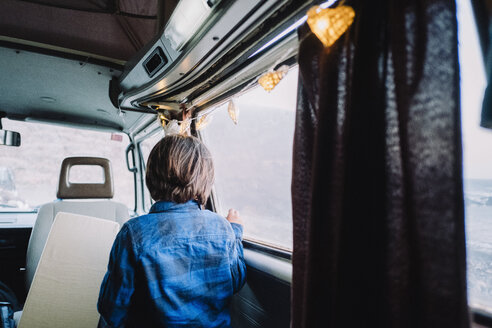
[0,46,147,133]
[0,0,179,133]
[0,0,177,62]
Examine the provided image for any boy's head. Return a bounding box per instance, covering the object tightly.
[146,135,214,205]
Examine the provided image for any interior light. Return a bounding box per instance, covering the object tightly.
[306,5,355,48]
[258,65,289,92]
[164,0,212,51]
[227,100,239,124]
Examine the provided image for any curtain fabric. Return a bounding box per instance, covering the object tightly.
[291,1,469,327]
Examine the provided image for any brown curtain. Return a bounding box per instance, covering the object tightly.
[291,0,469,327]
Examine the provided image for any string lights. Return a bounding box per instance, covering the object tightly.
[148,3,354,134]
[195,114,211,131]
[158,113,167,128]
[306,5,355,48]
[258,65,289,92]
[227,99,239,124]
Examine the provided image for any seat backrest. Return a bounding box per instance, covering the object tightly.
[26,157,130,290]
[18,212,120,328]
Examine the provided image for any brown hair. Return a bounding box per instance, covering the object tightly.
[145,134,214,204]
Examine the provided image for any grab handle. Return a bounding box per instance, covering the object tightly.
[125,144,138,173]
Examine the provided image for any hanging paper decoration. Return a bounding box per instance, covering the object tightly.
[164,119,181,135]
[258,65,289,92]
[227,99,239,124]
[180,118,192,134]
[195,114,211,131]
[306,5,355,48]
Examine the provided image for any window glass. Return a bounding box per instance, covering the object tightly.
[200,66,298,250]
[140,129,164,167]
[139,128,164,211]
[0,119,135,211]
[458,0,492,312]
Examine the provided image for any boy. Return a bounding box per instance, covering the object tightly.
[98,134,246,327]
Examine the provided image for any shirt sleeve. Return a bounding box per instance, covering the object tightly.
[97,223,138,327]
[229,223,247,293]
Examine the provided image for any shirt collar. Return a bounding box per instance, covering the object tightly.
[149,200,201,213]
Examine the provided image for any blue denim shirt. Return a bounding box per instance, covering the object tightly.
[97,200,246,327]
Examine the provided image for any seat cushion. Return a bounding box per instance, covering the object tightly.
[18,212,120,328]
[26,200,130,290]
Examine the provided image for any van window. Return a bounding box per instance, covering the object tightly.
[200,66,298,250]
[458,0,492,312]
[0,119,135,211]
[139,128,165,211]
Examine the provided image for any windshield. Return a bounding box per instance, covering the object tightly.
[0,165,27,210]
[0,119,135,212]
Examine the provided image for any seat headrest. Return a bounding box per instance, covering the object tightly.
[57,157,114,199]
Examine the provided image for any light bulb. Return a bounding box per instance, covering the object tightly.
[158,114,167,128]
[227,99,239,124]
[306,5,355,48]
[195,114,211,131]
[258,65,289,92]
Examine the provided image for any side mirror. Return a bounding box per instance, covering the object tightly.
[0,130,21,147]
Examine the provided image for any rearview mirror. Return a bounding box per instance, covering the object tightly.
[0,130,21,147]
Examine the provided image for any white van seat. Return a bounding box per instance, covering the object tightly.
[18,212,120,328]
[26,157,130,290]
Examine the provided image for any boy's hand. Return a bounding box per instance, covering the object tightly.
[226,209,242,226]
